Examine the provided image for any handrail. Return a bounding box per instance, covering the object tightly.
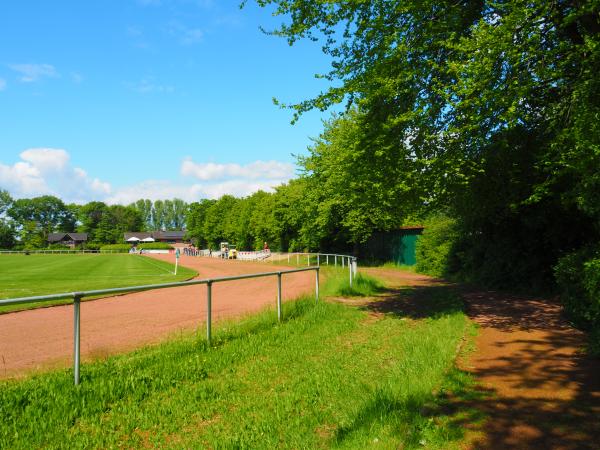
[0,266,321,385]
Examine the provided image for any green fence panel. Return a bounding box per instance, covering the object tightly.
[359,228,423,265]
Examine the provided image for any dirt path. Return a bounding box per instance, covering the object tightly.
[0,256,313,378]
[362,268,600,450]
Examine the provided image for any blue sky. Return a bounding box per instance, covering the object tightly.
[0,0,336,204]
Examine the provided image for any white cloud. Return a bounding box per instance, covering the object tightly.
[0,78,6,91]
[20,148,69,172]
[104,177,287,204]
[8,63,58,82]
[181,159,295,181]
[1,151,295,205]
[0,148,112,202]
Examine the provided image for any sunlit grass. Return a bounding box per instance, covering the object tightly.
[0,254,197,313]
[0,269,475,449]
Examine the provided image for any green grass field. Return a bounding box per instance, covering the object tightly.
[0,254,197,313]
[0,270,477,449]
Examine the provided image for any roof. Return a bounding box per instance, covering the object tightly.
[124,232,153,240]
[48,232,88,242]
[154,230,186,239]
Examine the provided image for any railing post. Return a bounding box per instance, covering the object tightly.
[73,294,81,386]
[206,281,212,344]
[326,254,329,265]
[342,256,345,268]
[335,255,337,267]
[315,268,320,303]
[349,257,353,288]
[307,254,310,267]
[277,272,282,322]
[317,254,320,266]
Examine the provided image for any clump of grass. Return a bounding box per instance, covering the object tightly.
[320,267,385,297]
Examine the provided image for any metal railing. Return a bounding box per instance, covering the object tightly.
[0,266,320,385]
[198,250,358,287]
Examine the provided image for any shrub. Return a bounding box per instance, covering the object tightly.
[99,244,131,252]
[47,243,71,250]
[415,213,458,278]
[99,243,175,253]
[138,242,173,250]
[554,247,600,328]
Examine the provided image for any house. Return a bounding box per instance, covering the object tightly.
[47,232,88,248]
[124,231,187,244]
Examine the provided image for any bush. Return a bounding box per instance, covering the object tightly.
[99,243,175,253]
[554,247,600,328]
[99,244,131,253]
[415,213,458,278]
[47,243,71,250]
[138,242,173,250]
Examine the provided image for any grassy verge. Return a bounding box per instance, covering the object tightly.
[0,254,197,314]
[0,270,475,449]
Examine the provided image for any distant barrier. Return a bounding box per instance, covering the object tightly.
[198,250,358,288]
[0,266,320,386]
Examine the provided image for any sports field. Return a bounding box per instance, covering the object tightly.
[0,254,197,313]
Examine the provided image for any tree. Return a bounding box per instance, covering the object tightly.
[78,201,109,242]
[0,189,15,249]
[186,199,215,247]
[152,200,166,230]
[19,220,45,249]
[0,221,15,249]
[0,189,12,217]
[8,196,76,240]
[108,205,143,242]
[203,196,239,248]
[131,199,153,230]
[254,0,600,289]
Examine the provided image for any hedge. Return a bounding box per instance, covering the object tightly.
[99,243,174,252]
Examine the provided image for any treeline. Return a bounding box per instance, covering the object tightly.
[186,182,310,251]
[0,191,188,249]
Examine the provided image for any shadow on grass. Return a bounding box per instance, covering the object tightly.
[334,367,489,448]
[359,284,464,320]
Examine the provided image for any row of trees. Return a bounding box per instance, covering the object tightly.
[0,190,188,249]
[186,183,307,251]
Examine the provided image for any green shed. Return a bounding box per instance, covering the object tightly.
[359,226,424,265]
